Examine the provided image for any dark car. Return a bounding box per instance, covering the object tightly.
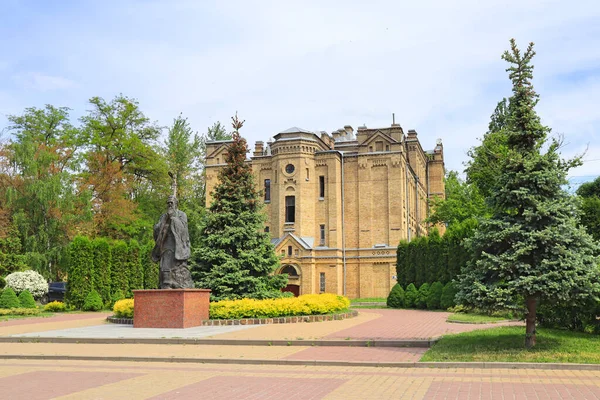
[43,282,67,304]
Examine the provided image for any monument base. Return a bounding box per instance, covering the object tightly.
[133,289,211,328]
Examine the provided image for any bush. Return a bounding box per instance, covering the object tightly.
[5,270,48,299]
[18,290,36,309]
[404,283,418,308]
[440,282,458,310]
[92,237,112,305]
[209,294,350,320]
[113,299,134,318]
[67,235,94,309]
[0,276,5,289]
[110,289,125,307]
[386,284,405,308]
[82,290,103,311]
[0,308,41,316]
[416,283,430,309]
[44,301,67,312]
[426,281,444,310]
[0,287,20,309]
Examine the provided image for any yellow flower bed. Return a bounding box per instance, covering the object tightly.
[0,308,41,316]
[44,301,66,312]
[210,294,350,320]
[113,299,134,318]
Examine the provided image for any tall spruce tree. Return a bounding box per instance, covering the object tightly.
[191,114,286,300]
[456,40,600,348]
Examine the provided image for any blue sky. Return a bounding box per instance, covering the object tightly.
[1,0,599,186]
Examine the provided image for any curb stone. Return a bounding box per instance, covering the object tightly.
[0,354,599,370]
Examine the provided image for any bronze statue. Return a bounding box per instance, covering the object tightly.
[151,173,194,289]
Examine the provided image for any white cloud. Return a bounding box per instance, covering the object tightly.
[12,72,77,92]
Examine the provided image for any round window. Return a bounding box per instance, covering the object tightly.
[285,164,295,174]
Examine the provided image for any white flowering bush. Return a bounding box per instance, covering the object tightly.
[5,270,48,299]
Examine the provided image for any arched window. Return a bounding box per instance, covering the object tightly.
[281,265,299,277]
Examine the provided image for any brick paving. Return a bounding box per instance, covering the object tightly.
[283,346,426,362]
[326,309,523,340]
[2,360,600,400]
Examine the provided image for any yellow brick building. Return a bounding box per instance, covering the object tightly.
[205,123,445,299]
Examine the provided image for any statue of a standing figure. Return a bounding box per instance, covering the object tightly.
[151,173,194,289]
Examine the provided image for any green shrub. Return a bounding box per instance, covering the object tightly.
[404,283,418,308]
[18,290,36,309]
[67,235,94,309]
[416,283,430,309]
[92,237,112,305]
[110,289,125,307]
[386,284,405,308]
[44,301,67,312]
[426,281,444,310]
[0,287,20,309]
[440,282,458,310]
[111,241,129,297]
[82,290,103,311]
[113,299,134,318]
[210,294,350,319]
[0,276,5,289]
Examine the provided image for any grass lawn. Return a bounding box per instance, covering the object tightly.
[350,297,386,303]
[447,313,511,323]
[351,305,389,309]
[422,326,600,364]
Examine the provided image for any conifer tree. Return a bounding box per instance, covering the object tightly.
[192,114,286,300]
[457,40,600,348]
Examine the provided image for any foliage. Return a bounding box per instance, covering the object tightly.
[404,283,418,308]
[416,283,430,309]
[396,219,476,287]
[17,290,36,308]
[0,307,42,316]
[428,172,488,227]
[110,289,125,306]
[1,105,91,279]
[91,237,111,305]
[537,298,600,334]
[110,240,129,297]
[192,115,286,300]
[209,294,350,320]
[66,235,93,308]
[456,40,600,348]
[78,95,168,239]
[82,290,104,311]
[440,281,458,310]
[0,287,20,308]
[447,313,510,323]
[0,229,28,277]
[44,301,67,312]
[113,298,134,318]
[426,281,444,310]
[421,326,600,364]
[141,240,158,289]
[386,284,405,308]
[577,177,600,242]
[5,270,48,298]
[126,239,143,296]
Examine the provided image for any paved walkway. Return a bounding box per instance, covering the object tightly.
[1,359,599,399]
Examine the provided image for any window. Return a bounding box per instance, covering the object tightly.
[264,226,270,233]
[281,265,298,277]
[376,141,383,152]
[319,176,325,198]
[320,224,325,246]
[264,179,271,202]
[306,168,309,181]
[319,272,326,292]
[386,144,390,151]
[285,196,295,222]
[288,246,292,256]
[369,146,373,152]
[285,164,295,174]
[294,249,299,257]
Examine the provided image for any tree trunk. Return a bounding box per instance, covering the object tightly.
[525,296,537,349]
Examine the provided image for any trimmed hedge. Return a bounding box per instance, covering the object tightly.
[210,294,350,320]
[92,238,112,305]
[127,239,143,296]
[404,283,418,308]
[18,290,36,309]
[0,287,20,309]
[426,281,444,310]
[67,235,94,309]
[0,308,41,316]
[440,281,458,309]
[386,284,405,308]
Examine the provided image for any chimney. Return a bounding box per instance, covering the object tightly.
[343,125,354,137]
[253,141,264,157]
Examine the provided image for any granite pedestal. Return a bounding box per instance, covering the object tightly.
[133,289,211,328]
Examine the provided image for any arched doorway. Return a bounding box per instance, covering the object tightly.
[280,264,300,297]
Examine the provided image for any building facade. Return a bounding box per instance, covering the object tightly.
[205,123,445,299]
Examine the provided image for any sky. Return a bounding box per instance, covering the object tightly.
[1,0,599,187]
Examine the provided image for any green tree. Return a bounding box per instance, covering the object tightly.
[386,284,405,308]
[18,290,36,308]
[141,239,159,289]
[428,171,488,227]
[404,283,418,308]
[0,287,19,309]
[192,114,286,300]
[66,235,93,309]
[78,95,168,239]
[127,239,143,295]
[91,238,111,305]
[465,99,510,199]
[2,105,91,279]
[426,281,444,310]
[456,40,600,348]
[577,177,600,241]
[440,282,458,310]
[110,240,129,297]
[416,283,430,309]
